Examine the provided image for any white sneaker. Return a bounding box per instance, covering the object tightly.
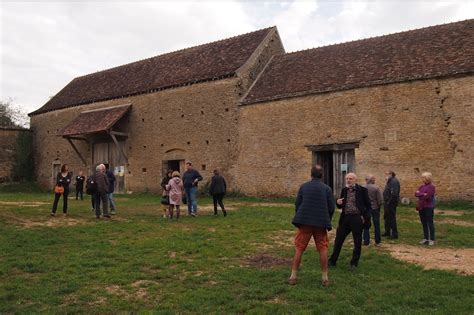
[419,239,428,245]
[428,240,435,246]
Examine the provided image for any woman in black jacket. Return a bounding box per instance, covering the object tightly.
[51,164,72,216]
[209,169,227,216]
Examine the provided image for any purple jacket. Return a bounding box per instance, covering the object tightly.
[415,183,436,209]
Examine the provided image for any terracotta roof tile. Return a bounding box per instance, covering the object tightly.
[31,27,274,116]
[242,20,474,105]
[58,104,131,136]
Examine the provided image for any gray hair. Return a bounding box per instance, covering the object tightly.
[96,164,105,171]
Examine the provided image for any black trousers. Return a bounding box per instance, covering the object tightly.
[52,190,69,214]
[212,193,225,214]
[76,187,83,200]
[419,207,435,241]
[384,203,398,237]
[329,214,363,266]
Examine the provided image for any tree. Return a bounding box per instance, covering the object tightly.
[0,99,30,128]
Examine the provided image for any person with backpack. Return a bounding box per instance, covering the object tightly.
[93,164,110,219]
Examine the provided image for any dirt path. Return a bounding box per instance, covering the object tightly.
[382,244,474,275]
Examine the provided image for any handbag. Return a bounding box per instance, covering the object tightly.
[415,200,422,211]
[161,195,170,205]
[182,194,187,205]
[54,185,64,194]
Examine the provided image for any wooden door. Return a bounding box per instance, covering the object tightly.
[93,141,126,193]
[332,149,355,196]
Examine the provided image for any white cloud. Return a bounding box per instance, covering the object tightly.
[0,1,472,114]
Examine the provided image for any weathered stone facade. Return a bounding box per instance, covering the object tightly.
[29,21,474,200]
[30,28,284,192]
[235,76,474,200]
[0,128,32,182]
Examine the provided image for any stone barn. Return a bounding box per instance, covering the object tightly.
[29,20,473,200]
[28,27,285,193]
[237,20,474,200]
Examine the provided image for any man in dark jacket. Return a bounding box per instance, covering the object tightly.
[182,162,203,216]
[329,172,371,270]
[382,170,401,239]
[209,169,227,216]
[94,164,110,219]
[288,165,335,287]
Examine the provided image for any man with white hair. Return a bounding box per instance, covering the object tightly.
[329,172,372,271]
[94,164,111,219]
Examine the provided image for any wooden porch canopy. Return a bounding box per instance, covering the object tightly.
[57,104,131,166]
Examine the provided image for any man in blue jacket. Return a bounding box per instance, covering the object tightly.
[288,165,335,287]
[182,162,203,216]
[329,172,372,271]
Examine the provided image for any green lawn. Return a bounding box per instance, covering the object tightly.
[0,189,473,313]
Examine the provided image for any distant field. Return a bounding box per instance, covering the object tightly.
[0,189,473,313]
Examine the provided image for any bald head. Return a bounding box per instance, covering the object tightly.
[345,172,357,187]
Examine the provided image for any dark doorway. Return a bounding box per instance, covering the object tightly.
[162,159,185,178]
[167,160,181,172]
[316,151,333,189]
[308,142,359,195]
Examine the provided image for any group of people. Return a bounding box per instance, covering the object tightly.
[50,163,117,219]
[159,162,228,219]
[288,165,436,287]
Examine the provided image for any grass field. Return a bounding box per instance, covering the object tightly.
[0,185,473,313]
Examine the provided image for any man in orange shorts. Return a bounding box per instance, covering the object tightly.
[289,165,335,287]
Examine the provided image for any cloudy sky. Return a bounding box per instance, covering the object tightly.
[1,1,473,115]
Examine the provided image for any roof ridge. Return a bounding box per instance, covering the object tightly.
[282,18,473,57]
[77,26,276,80]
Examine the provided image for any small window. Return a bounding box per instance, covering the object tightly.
[201,165,206,171]
[142,168,147,173]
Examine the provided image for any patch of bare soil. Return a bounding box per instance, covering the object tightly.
[435,210,465,216]
[0,201,49,207]
[438,219,474,227]
[0,213,91,228]
[383,244,474,276]
[228,202,293,208]
[243,254,292,268]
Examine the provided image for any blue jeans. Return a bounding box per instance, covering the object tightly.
[363,208,381,244]
[108,193,116,212]
[185,186,198,214]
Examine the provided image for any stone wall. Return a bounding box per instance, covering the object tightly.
[30,32,285,193]
[0,128,32,182]
[31,78,242,192]
[234,76,474,201]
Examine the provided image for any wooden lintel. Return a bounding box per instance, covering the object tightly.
[64,136,89,142]
[305,142,360,152]
[107,131,129,163]
[109,130,129,137]
[66,138,88,166]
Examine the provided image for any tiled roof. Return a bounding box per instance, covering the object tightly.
[58,104,131,136]
[31,27,275,116]
[242,19,474,105]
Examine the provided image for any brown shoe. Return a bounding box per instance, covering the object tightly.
[288,277,297,285]
[322,279,330,287]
